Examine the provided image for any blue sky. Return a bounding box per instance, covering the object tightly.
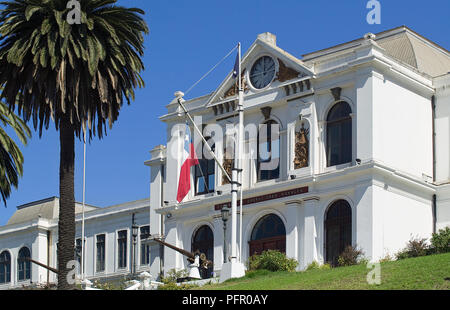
[1,0,449,225]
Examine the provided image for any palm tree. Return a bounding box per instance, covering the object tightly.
[0,100,31,205]
[0,0,148,289]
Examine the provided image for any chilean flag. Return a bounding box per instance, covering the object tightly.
[177,124,199,203]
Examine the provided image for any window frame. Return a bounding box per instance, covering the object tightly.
[257,120,281,182]
[116,229,129,271]
[95,233,106,274]
[194,138,216,196]
[17,247,31,282]
[325,101,353,168]
[139,225,151,267]
[0,250,11,284]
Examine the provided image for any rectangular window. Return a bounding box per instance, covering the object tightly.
[96,234,106,272]
[117,230,127,269]
[140,226,150,266]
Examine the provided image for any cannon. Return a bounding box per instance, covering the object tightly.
[151,237,212,271]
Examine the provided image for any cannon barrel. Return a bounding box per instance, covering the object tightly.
[152,238,212,268]
[21,257,59,274]
[152,238,195,261]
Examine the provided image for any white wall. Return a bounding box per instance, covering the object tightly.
[372,73,433,179]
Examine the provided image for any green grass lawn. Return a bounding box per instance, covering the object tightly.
[198,253,450,290]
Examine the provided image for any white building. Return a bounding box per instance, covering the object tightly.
[0,26,449,288]
[0,197,151,289]
[145,26,450,279]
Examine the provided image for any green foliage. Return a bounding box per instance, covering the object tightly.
[0,0,149,139]
[158,269,197,290]
[396,237,429,260]
[92,275,133,290]
[431,227,450,254]
[200,253,450,290]
[337,245,365,267]
[248,250,298,272]
[305,261,331,271]
[0,100,31,205]
[379,253,394,263]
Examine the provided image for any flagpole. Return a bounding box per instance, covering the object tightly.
[237,42,244,264]
[81,128,86,281]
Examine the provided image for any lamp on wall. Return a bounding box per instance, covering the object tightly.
[131,214,139,278]
[221,207,230,264]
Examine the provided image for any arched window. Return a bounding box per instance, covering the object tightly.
[326,102,352,167]
[18,247,31,281]
[195,138,215,195]
[325,200,352,266]
[0,251,11,284]
[192,226,214,279]
[258,120,280,181]
[249,214,286,256]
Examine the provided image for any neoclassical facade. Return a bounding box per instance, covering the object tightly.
[1,26,450,289]
[146,26,450,278]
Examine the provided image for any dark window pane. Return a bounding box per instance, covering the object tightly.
[326,102,352,167]
[325,200,352,266]
[195,138,215,195]
[192,226,214,279]
[118,230,127,268]
[0,251,11,284]
[96,234,105,272]
[18,247,31,281]
[258,121,280,181]
[251,214,286,241]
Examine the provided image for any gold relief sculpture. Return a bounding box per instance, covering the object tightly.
[222,157,234,185]
[224,70,248,98]
[294,124,309,169]
[276,59,301,83]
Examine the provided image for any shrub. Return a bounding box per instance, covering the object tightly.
[248,250,298,272]
[337,245,365,267]
[306,261,320,271]
[379,253,393,263]
[396,237,429,260]
[158,269,197,290]
[431,227,450,254]
[306,261,331,271]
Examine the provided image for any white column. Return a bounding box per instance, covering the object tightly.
[285,201,301,264]
[302,198,319,268]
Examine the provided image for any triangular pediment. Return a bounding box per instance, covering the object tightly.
[206,36,315,109]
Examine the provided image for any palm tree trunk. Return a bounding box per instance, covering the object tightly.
[57,114,75,290]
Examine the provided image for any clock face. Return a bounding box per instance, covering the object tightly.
[250,56,276,89]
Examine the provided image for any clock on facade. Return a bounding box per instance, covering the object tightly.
[250,56,276,89]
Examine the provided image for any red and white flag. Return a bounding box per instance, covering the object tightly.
[177,123,199,203]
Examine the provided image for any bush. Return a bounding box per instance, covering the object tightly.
[337,245,365,267]
[431,227,450,254]
[248,250,298,272]
[396,237,429,260]
[379,253,394,263]
[158,269,197,290]
[306,261,331,271]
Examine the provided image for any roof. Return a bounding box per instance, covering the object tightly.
[302,26,450,78]
[7,197,99,226]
